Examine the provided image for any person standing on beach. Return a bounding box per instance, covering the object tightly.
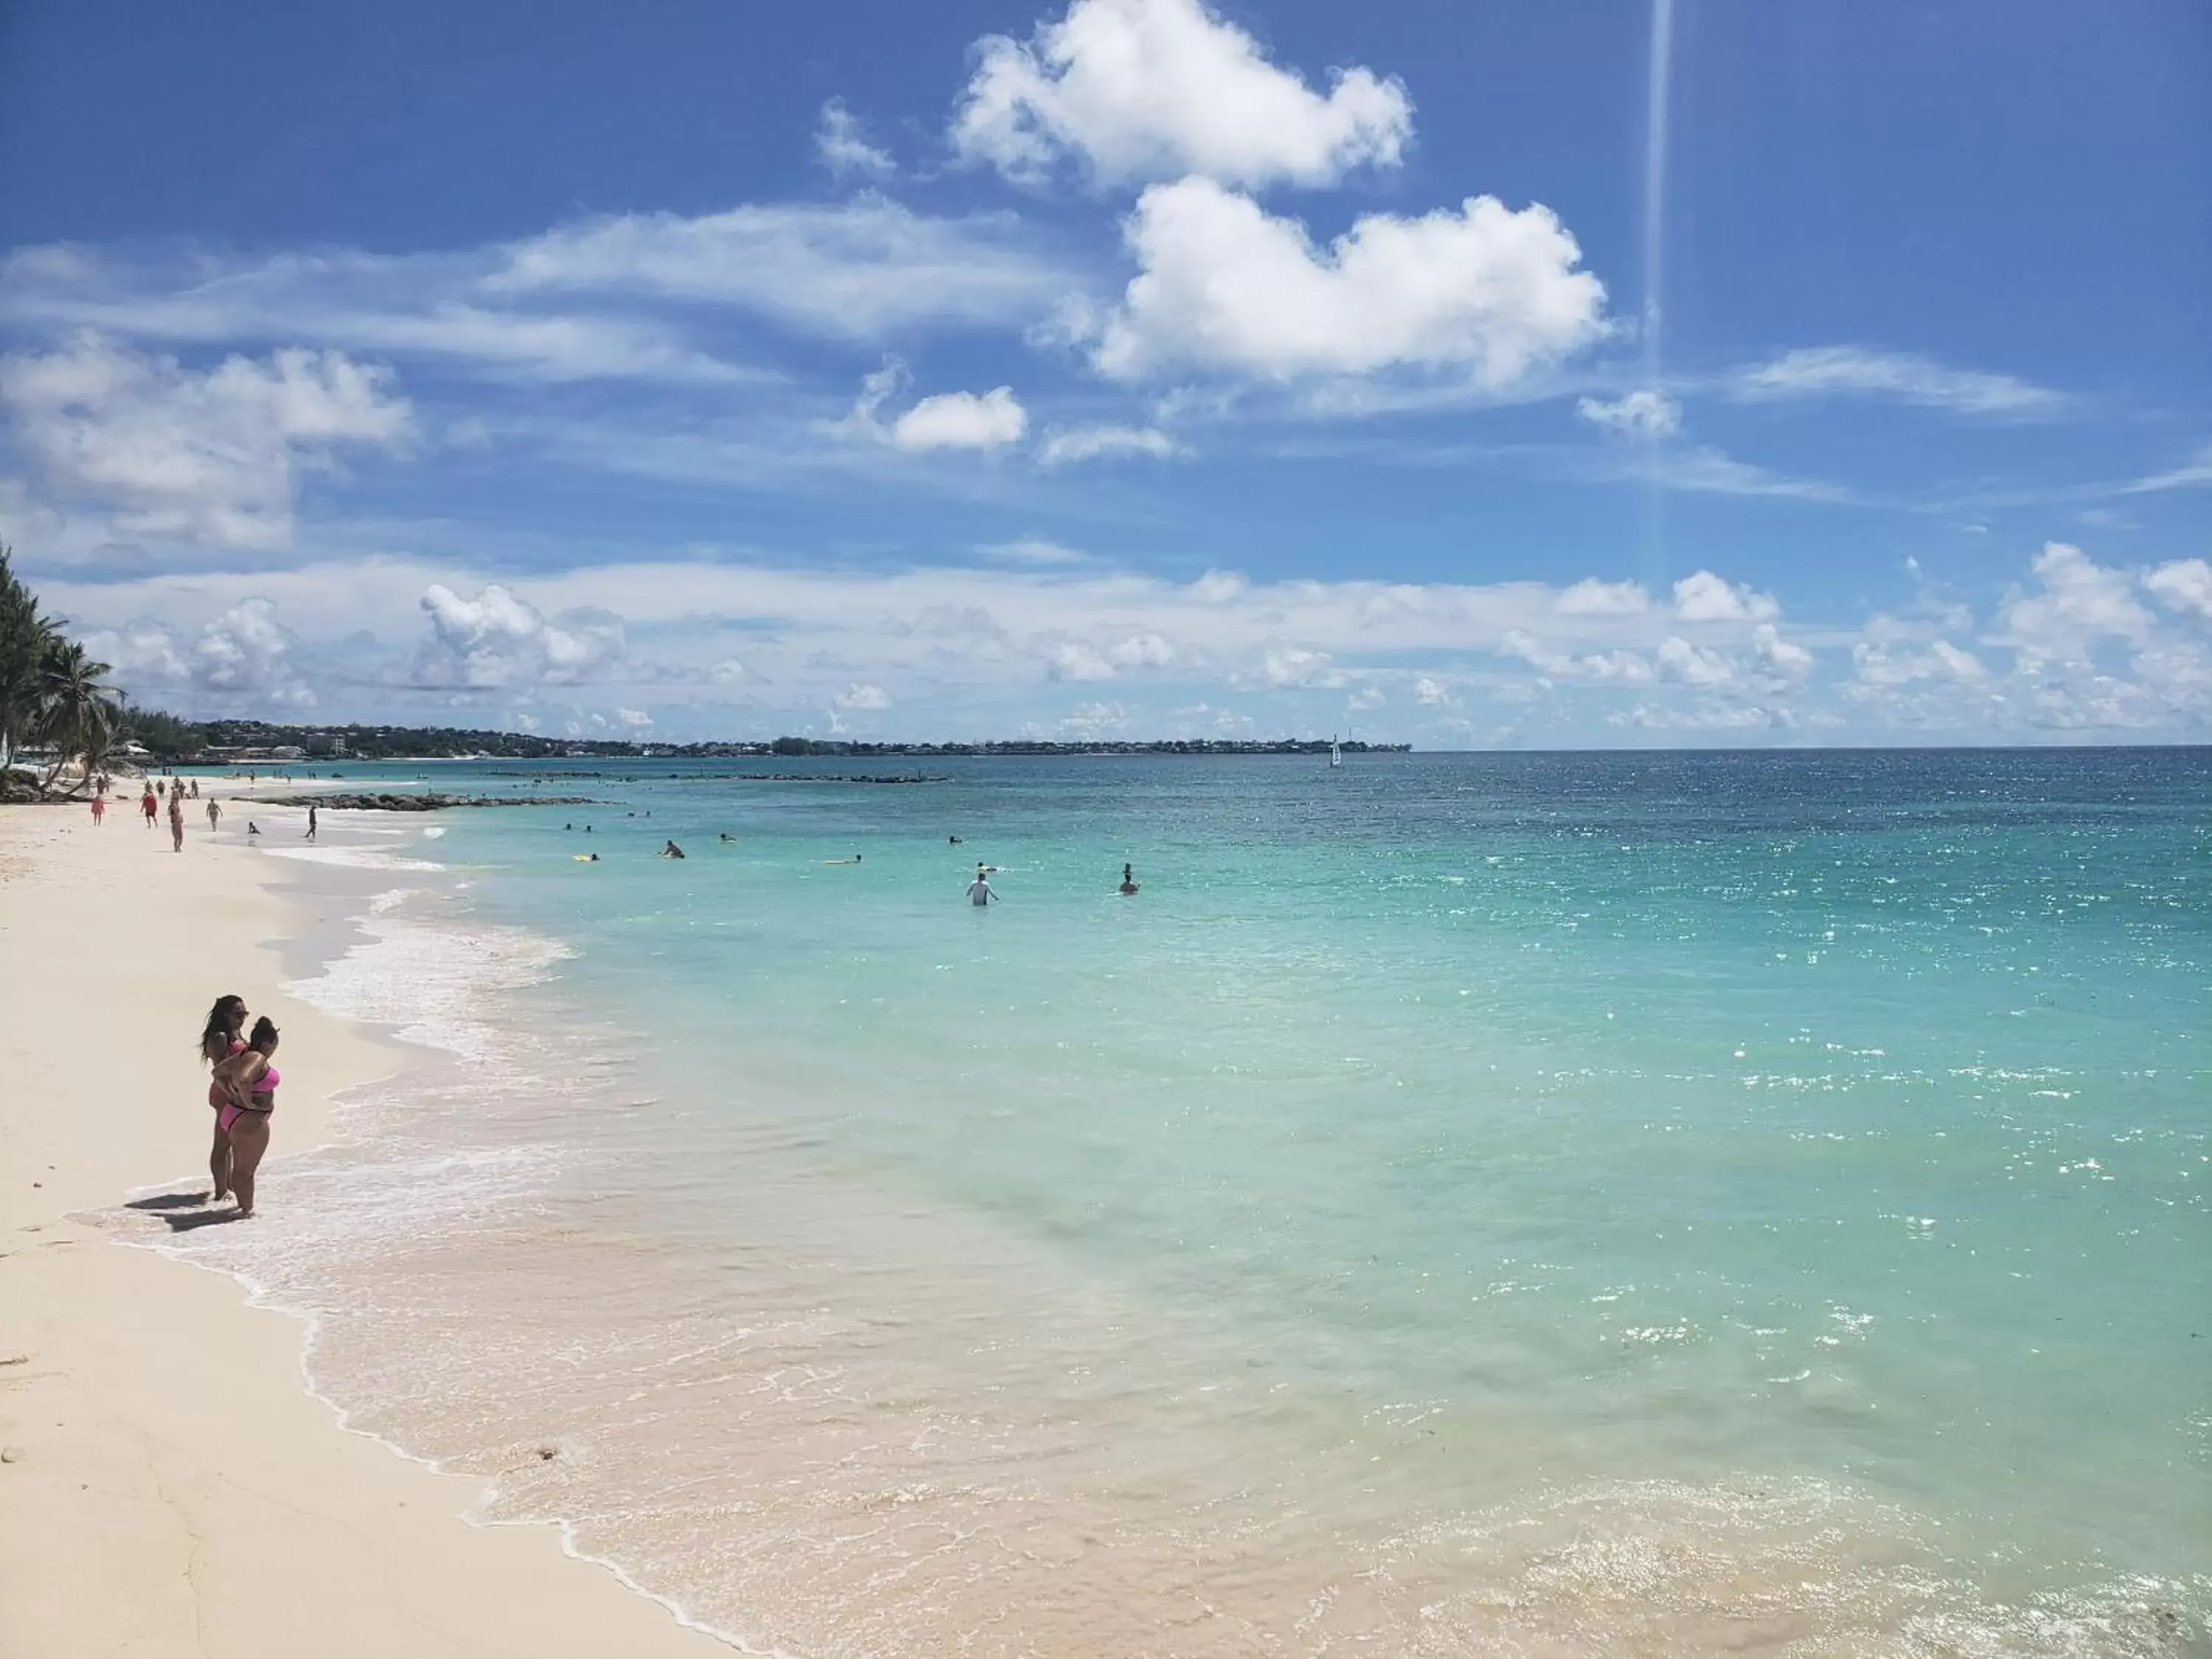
[89,793,105,826]
[199,995,248,1203]
[141,784,159,826]
[167,791,185,852]
[212,1017,282,1219]
[206,799,221,833]
[967,866,997,906]
[306,804,318,842]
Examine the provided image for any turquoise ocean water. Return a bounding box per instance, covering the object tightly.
[153,750,2208,1655]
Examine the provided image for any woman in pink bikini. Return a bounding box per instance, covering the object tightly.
[212,1016,282,1219]
[199,995,248,1201]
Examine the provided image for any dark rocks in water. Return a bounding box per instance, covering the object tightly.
[664,771,944,785]
[234,792,598,811]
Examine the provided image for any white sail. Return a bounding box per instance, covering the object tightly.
[1329,737,1343,768]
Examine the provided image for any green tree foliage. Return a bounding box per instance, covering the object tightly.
[1,546,124,793]
[0,546,52,771]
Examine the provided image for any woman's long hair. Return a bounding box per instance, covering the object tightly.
[199,995,247,1064]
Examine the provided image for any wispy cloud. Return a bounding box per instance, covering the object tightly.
[1729,346,2066,419]
[0,198,1080,386]
[814,99,896,179]
[484,196,1075,340]
[2117,442,2212,495]
[1037,422,1184,465]
[1645,444,1855,503]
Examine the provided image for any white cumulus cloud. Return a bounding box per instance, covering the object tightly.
[0,333,411,550]
[1673,569,1780,623]
[1752,622,1814,681]
[1577,388,1680,439]
[1260,645,1344,687]
[950,0,1411,189]
[2144,557,2212,624]
[1851,638,1988,689]
[833,683,892,710]
[94,597,319,708]
[891,386,1029,451]
[1091,177,1607,386]
[1655,636,1736,687]
[1557,577,1652,616]
[417,582,625,687]
[1999,542,2154,658]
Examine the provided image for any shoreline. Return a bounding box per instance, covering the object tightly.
[0,799,729,1658]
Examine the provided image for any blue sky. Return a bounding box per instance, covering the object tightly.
[1,0,2207,744]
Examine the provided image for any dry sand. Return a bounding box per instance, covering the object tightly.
[0,796,728,1658]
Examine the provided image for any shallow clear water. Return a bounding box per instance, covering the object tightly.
[136,751,2211,1655]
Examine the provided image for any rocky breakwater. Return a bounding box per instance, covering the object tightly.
[234,792,598,811]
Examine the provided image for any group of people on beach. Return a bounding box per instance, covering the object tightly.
[88,773,206,850]
[195,995,284,1219]
[86,773,301,847]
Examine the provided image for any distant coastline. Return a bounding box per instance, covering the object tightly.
[127,715,1411,764]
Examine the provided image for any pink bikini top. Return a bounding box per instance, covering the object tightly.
[252,1062,280,1097]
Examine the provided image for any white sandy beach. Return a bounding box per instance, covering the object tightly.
[0,797,726,1658]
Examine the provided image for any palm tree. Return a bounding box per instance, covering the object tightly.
[0,546,54,774]
[36,636,122,796]
[0,549,125,795]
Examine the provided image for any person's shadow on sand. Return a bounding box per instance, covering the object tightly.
[156,1208,246,1231]
[125,1192,246,1231]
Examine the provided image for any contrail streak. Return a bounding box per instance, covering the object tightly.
[1642,0,1677,389]
[1639,0,1677,584]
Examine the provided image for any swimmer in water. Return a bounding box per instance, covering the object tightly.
[824,853,863,865]
[1119,863,1139,896]
[966,868,997,906]
[661,840,686,859]
[718,832,737,843]
[948,835,962,844]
